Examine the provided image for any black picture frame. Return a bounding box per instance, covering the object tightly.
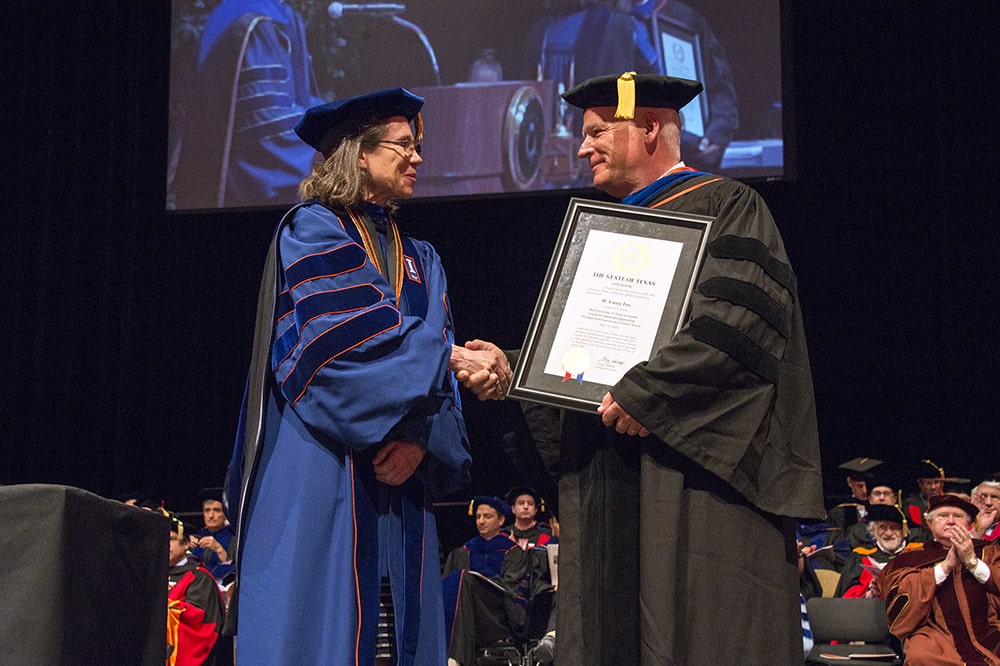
[509,198,713,413]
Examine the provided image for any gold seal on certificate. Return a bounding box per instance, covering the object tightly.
[560,347,592,384]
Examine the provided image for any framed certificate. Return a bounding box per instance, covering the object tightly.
[509,198,713,413]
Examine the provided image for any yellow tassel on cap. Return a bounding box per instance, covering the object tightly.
[468,498,475,516]
[615,71,637,120]
[922,458,945,478]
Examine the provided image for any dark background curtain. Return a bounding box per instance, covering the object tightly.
[3,2,999,515]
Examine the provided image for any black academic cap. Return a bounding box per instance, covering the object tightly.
[865,504,906,525]
[506,486,544,513]
[198,487,224,505]
[866,468,898,494]
[294,87,424,157]
[927,493,979,520]
[561,71,703,119]
[838,457,883,480]
[117,489,157,504]
[158,508,189,539]
[909,459,968,484]
[912,459,946,480]
[136,497,164,510]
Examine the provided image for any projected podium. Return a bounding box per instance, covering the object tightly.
[411,80,554,197]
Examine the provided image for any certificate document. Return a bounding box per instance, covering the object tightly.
[544,229,682,386]
[510,198,713,413]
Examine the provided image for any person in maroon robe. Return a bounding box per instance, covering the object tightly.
[880,493,1000,665]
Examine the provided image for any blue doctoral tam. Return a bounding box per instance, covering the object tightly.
[472,495,512,523]
[294,87,424,157]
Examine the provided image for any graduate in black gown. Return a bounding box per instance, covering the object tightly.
[488,72,826,665]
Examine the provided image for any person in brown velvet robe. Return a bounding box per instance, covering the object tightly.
[880,493,1000,665]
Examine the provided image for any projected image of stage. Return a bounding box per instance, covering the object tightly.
[167,0,787,210]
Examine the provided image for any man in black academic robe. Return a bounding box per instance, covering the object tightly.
[551,72,826,665]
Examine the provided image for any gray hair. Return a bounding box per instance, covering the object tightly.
[972,479,1000,496]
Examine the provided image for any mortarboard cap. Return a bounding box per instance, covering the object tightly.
[865,504,906,525]
[838,457,883,480]
[926,493,979,520]
[561,71,703,120]
[295,87,424,158]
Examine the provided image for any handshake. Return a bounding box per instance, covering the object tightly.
[450,339,512,401]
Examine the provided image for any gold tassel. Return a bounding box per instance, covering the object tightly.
[615,71,637,120]
[922,458,945,478]
[894,495,909,536]
[160,507,183,541]
[468,498,475,516]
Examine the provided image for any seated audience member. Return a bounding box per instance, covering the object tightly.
[879,494,1000,664]
[796,519,835,569]
[821,458,885,568]
[503,486,556,550]
[972,476,1000,542]
[842,468,908,550]
[798,540,823,660]
[165,510,226,666]
[190,488,234,581]
[798,540,824,599]
[827,457,882,530]
[443,496,518,578]
[901,459,947,529]
[836,504,918,598]
[444,496,555,666]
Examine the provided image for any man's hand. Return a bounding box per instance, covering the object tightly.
[942,524,976,575]
[597,393,649,437]
[196,535,227,560]
[973,505,998,538]
[942,543,960,576]
[796,540,816,576]
[373,440,426,485]
[451,340,512,401]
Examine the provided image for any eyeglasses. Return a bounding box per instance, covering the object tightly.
[377,138,422,157]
